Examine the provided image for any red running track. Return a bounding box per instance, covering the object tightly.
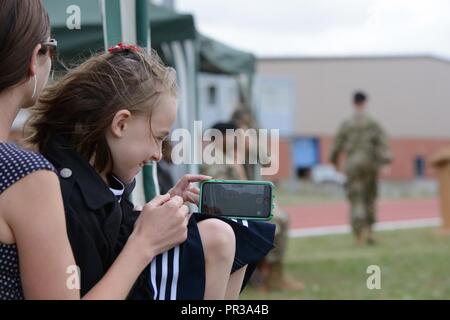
[281,198,440,230]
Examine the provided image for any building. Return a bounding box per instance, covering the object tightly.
[255,56,450,180]
[198,73,240,130]
[254,55,450,181]
[179,55,450,182]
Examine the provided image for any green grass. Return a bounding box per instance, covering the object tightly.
[241,227,450,299]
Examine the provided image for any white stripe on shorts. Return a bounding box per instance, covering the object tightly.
[170,246,180,300]
[150,259,158,300]
[159,251,169,300]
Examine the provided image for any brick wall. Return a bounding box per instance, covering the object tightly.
[263,137,292,182]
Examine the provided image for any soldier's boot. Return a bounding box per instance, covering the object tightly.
[266,261,282,291]
[280,273,305,292]
[266,261,304,292]
[366,226,376,245]
[255,260,271,293]
[353,229,364,246]
[351,200,366,246]
[356,234,364,246]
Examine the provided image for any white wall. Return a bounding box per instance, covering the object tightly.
[257,57,450,139]
[198,73,239,129]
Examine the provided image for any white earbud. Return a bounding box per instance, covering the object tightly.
[31,74,37,99]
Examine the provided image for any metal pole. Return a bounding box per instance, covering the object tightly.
[100,0,122,48]
[135,0,150,50]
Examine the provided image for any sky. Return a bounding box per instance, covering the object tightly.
[169,0,450,59]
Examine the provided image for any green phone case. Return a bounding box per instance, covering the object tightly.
[198,179,275,221]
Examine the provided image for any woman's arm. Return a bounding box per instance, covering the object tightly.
[3,171,79,299]
[4,173,188,300]
[81,233,153,300]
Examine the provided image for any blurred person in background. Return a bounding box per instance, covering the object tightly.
[231,108,257,180]
[330,91,392,246]
[231,109,304,292]
[200,121,275,291]
[200,121,247,181]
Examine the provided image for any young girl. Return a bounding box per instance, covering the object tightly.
[27,44,275,299]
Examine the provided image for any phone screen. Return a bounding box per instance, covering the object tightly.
[200,182,272,219]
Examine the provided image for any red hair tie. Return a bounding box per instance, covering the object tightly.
[108,42,140,54]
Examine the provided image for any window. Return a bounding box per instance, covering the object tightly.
[415,155,425,178]
[207,85,217,106]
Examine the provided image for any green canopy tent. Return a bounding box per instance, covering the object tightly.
[198,34,255,107]
[44,1,196,60]
[45,2,254,72]
[199,34,255,75]
[44,0,256,204]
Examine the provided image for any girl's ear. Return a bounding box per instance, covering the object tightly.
[110,109,132,138]
[29,44,41,77]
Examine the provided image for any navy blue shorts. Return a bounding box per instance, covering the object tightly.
[146,213,275,300]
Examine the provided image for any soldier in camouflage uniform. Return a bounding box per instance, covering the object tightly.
[200,122,247,181]
[330,92,392,245]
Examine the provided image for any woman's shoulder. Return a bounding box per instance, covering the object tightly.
[0,143,55,194]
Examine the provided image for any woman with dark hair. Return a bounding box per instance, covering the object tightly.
[0,0,77,299]
[0,0,191,300]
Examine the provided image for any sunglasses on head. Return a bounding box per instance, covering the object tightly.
[39,38,58,60]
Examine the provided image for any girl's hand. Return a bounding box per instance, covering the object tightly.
[132,194,190,258]
[168,174,212,206]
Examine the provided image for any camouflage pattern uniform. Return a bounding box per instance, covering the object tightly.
[200,158,242,181]
[330,112,392,234]
[261,205,295,290]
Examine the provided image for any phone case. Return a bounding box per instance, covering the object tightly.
[198,179,275,221]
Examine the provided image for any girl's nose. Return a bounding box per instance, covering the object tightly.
[150,148,162,162]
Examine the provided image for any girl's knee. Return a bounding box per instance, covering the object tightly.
[198,219,236,259]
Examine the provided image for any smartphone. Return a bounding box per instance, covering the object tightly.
[198,180,274,221]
